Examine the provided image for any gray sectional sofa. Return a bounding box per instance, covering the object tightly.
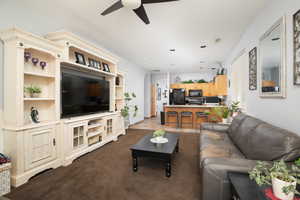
[199,113,300,200]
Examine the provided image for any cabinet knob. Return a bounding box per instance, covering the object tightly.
[53,138,56,146]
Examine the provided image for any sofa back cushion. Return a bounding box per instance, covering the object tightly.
[228,113,300,161]
[227,113,248,138]
[229,116,264,156]
[247,123,300,161]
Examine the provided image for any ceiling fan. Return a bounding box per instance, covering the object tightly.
[101,0,178,25]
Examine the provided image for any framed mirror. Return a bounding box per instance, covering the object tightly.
[259,16,286,98]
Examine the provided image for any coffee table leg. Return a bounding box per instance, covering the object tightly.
[166,158,171,177]
[132,154,138,172]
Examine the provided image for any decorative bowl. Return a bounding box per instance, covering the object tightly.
[150,137,168,144]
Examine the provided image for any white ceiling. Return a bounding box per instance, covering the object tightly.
[4,0,269,72]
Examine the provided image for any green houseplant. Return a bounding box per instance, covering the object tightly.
[229,101,241,117]
[25,85,42,98]
[121,92,138,129]
[181,80,194,84]
[153,129,166,138]
[249,160,300,200]
[213,107,230,123]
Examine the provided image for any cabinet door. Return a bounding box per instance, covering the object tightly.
[24,126,57,171]
[115,115,124,134]
[70,122,88,152]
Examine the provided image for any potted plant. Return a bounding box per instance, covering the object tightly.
[213,107,230,123]
[249,160,300,200]
[120,92,138,129]
[228,101,241,119]
[153,129,166,140]
[25,85,42,98]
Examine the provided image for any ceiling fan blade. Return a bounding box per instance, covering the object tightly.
[133,5,150,24]
[101,1,124,16]
[142,0,178,4]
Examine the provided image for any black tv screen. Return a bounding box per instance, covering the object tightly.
[61,68,110,118]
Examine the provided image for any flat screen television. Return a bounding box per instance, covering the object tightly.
[61,68,110,118]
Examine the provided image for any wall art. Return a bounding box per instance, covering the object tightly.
[294,10,300,85]
[249,47,257,90]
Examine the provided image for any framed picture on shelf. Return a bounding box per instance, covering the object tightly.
[102,63,110,72]
[249,47,257,90]
[95,61,102,70]
[75,52,86,65]
[293,9,300,85]
[88,58,96,68]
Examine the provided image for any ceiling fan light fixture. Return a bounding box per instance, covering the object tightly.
[122,0,141,9]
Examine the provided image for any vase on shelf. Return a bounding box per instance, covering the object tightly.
[40,61,47,70]
[24,52,31,62]
[30,93,40,98]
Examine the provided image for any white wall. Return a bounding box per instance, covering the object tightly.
[0,41,3,153]
[118,59,147,124]
[0,0,149,152]
[225,0,300,135]
[170,72,216,83]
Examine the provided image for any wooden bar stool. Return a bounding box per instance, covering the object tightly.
[180,111,193,128]
[166,111,179,128]
[195,112,209,128]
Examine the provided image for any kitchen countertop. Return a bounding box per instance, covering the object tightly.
[164,104,225,108]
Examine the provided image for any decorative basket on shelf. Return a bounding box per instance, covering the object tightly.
[0,163,11,196]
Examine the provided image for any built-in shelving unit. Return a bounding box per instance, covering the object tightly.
[0,28,126,187]
[0,28,63,187]
[23,47,58,126]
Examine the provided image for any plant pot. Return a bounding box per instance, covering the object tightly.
[232,112,239,117]
[222,118,228,123]
[30,93,40,98]
[272,177,297,200]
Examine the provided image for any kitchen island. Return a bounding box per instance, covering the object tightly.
[164,105,225,128]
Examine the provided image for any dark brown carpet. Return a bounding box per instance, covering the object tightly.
[7,129,200,200]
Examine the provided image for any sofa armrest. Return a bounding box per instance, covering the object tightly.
[201,123,230,133]
[201,158,258,200]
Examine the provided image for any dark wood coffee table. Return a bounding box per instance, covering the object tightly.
[130,133,180,177]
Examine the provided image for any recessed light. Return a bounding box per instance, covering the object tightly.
[200,45,207,49]
[169,49,176,52]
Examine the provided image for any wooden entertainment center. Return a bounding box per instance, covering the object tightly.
[0,28,126,187]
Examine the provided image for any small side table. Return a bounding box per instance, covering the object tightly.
[228,172,267,200]
[228,172,300,200]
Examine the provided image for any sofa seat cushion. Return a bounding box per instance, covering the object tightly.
[200,130,245,166]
